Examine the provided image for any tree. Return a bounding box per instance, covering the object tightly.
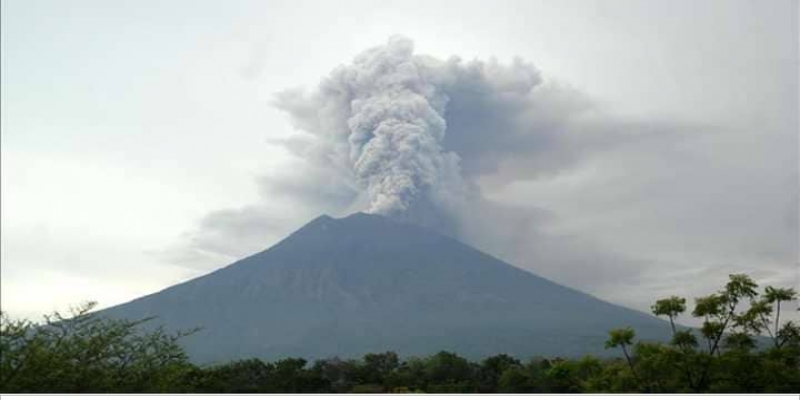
[497,366,532,393]
[543,356,602,393]
[605,328,635,362]
[309,357,356,392]
[197,359,272,392]
[422,351,476,392]
[608,274,800,393]
[652,296,686,335]
[692,274,758,357]
[386,356,428,392]
[477,354,521,392]
[762,286,798,349]
[0,302,197,392]
[265,358,317,392]
[605,327,641,389]
[361,351,400,389]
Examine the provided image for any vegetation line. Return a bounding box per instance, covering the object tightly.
[1,274,797,393]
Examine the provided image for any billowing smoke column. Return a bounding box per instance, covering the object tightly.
[342,37,460,214]
[275,35,547,217]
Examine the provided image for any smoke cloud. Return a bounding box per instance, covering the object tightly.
[273,36,572,219]
[272,36,665,227]
[169,36,797,321]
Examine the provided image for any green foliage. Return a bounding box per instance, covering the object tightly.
[422,351,475,392]
[764,286,797,303]
[497,366,532,392]
[652,296,687,334]
[543,356,603,393]
[361,351,399,387]
[477,353,521,391]
[194,359,272,392]
[606,274,800,392]
[0,302,196,392]
[777,321,800,348]
[692,294,725,318]
[724,274,758,302]
[671,329,698,349]
[652,296,687,316]
[605,328,635,349]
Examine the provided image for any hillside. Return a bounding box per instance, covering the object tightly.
[101,212,670,363]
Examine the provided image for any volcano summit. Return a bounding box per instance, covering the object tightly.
[102,213,669,363]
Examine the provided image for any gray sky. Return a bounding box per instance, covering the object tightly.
[2,0,798,325]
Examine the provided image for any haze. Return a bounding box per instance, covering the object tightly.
[1,0,797,326]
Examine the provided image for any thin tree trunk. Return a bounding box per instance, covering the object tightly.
[621,345,646,392]
[709,302,737,357]
[774,300,782,348]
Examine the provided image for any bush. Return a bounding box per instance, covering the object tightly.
[0,302,196,392]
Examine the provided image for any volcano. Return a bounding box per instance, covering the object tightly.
[101,213,670,363]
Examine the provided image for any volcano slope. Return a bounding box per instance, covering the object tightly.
[101,212,670,363]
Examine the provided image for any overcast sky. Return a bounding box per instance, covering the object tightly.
[2,0,798,324]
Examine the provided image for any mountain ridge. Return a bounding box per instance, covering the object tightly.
[101,212,670,363]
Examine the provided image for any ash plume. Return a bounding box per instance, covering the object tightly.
[167,34,797,325]
[194,35,675,259]
[273,35,548,219]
